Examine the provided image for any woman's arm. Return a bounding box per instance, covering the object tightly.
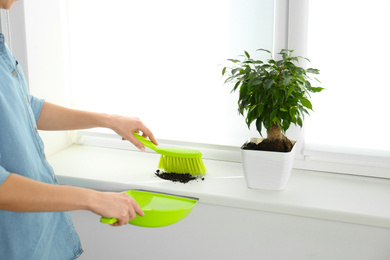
[36,102,158,150]
[0,173,143,226]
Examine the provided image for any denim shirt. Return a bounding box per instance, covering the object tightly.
[0,33,83,260]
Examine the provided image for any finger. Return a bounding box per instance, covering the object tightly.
[125,135,145,151]
[128,208,136,221]
[130,198,144,217]
[116,217,128,226]
[140,127,158,146]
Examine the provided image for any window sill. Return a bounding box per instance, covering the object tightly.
[48,144,390,229]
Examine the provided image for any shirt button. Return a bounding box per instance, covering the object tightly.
[12,70,17,77]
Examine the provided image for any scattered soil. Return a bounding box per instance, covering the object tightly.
[155,169,205,183]
[242,137,294,152]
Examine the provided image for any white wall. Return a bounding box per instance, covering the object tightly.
[70,203,390,260]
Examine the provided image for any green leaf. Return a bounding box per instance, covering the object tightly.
[222,67,226,76]
[255,119,263,137]
[246,109,256,127]
[300,97,313,110]
[282,120,290,132]
[265,79,274,89]
[283,76,292,86]
[310,87,324,93]
[304,81,312,91]
[287,85,295,97]
[270,109,277,122]
[276,60,284,67]
[232,81,241,92]
[284,61,296,70]
[228,59,240,63]
[298,56,311,63]
[248,105,257,114]
[251,79,262,86]
[291,116,297,125]
[273,117,281,126]
[245,65,252,75]
[244,51,250,59]
[257,103,264,116]
[306,68,320,74]
[269,59,276,65]
[280,49,290,55]
[289,107,296,119]
[256,48,272,54]
[297,117,303,127]
[279,108,288,112]
[231,68,240,76]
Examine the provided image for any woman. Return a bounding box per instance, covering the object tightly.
[0,0,158,259]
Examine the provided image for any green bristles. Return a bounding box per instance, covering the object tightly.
[133,133,207,175]
[158,155,207,176]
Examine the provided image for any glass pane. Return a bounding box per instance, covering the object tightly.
[305,0,390,153]
[67,0,274,146]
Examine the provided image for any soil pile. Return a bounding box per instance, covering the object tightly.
[155,170,204,183]
[242,137,293,152]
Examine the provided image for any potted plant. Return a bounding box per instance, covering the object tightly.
[222,49,323,190]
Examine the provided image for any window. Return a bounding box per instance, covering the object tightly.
[306,0,390,152]
[67,0,390,177]
[290,0,390,178]
[67,0,275,146]
[10,0,389,178]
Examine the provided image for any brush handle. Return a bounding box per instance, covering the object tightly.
[133,133,159,152]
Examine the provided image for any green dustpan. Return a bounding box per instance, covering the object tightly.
[100,190,198,228]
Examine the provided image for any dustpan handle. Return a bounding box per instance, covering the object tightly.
[100,217,118,225]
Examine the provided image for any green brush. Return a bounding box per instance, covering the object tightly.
[133,133,206,175]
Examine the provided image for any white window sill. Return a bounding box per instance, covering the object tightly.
[48,144,390,229]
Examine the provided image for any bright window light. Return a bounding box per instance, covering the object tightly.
[305,0,390,155]
[67,0,274,146]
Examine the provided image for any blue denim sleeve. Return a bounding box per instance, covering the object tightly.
[0,165,10,186]
[29,95,45,122]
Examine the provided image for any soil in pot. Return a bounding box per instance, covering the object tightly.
[242,136,293,152]
[155,169,205,184]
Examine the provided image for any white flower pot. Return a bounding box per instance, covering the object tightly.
[241,138,297,191]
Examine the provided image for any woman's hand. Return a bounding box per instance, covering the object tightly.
[108,115,158,151]
[89,191,144,226]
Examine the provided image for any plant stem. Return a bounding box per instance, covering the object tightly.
[267,124,283,140]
